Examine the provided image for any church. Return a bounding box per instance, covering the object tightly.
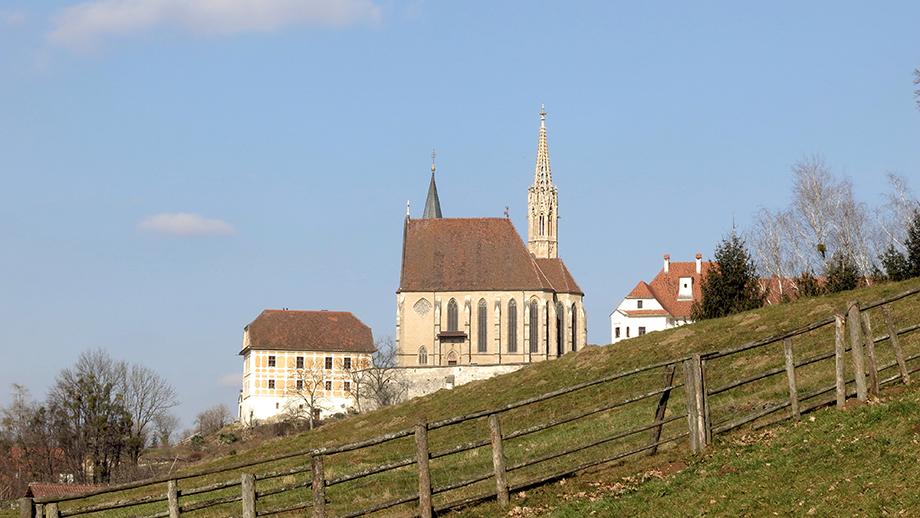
[395,107,587,367]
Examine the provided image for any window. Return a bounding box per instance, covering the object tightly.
[296,379,303,391]
[268,355,276,368]
[268,379,275,389]
[477,299,488,353]
[447,299,459,331]
[638,327,646,336]
[418,346,428,365]
[343,357,352,370]
[344,381,351,392]
[627,327,630,338]
[325,381,332,391]
[447,351,458,366]
[529,300,539,353]
[571,303,577,352]
[637,300,643,309]
[325,357,333,370]
[296,356,304,369]
[556,302,565,356]
[615,327,620,339]
[507,299,518,353]
[275,402,279,409]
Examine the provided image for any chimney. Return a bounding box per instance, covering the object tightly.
[696,253,702,275]
[663,254,670,274]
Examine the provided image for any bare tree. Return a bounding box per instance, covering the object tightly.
[788,155,845,272]
[914,66,920,111]
[832,178,876,281]
[152,412,180,447]
[878,173,919,253]
[121,363,179,449]
[195,404,233,436]
[283,360,328,430]
[749,206,798,298]
[352,337,408,412]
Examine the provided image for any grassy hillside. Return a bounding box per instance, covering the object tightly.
[16,279,920,517]
[447,381,920,517]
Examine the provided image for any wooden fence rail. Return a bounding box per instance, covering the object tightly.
[20,285,920,518]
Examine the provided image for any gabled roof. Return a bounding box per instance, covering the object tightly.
[626,281,655,299]
[646,261,712,318]
[242,310,375,354]
[398,217,583,295]
[26,484,103,498]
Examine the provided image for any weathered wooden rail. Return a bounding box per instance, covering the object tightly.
[20,284,920,518]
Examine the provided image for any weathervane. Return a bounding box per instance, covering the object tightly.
[431,149,436,172]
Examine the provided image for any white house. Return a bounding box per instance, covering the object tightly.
[609,254,711,344]
[239,310,375,424]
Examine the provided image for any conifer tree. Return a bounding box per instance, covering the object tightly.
[692,231,765,320]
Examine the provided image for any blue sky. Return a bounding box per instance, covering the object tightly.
[2,1,919,430]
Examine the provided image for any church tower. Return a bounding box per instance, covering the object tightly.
[527,105,559,259]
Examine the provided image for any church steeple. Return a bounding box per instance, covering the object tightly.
[422,150,442,219]
[528,105,559,258]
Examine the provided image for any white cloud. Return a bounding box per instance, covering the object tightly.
[47,0,382,50]
[139,212,236,236]
[0,10,28,25]
[217,373,243,387]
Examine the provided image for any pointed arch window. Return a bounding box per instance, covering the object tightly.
[447,299,458,331]
[507,299,518,353]
[418,346,428,365]
[529,300,539,353]
[477,299,488,353]
[571,303,578,352]
[556,302,565,356]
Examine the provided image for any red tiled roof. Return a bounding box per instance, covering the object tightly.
[626,281,655,299]
[620,309,670,317]
[242,310,375,354]
[646,261,713,319]
[398,218,583,295]
[26,484,103,498]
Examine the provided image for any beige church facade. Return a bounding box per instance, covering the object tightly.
[396,107,587,367]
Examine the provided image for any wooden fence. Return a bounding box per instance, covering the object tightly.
[20,285,920,518]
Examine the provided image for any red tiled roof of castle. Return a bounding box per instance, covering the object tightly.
[647,261,713,318]
[398,218,583,295]
[242,310,375,354]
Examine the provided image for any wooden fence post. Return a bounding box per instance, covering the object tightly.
[241,473,256,518]
[683,354,708,453]
[18,498,34,518]
[415,420,432,518]
[311,454,326,518]
[861,313,879,396]
[883,304,911,384]
[647,363,676,456]
[488,414,510,507]
[45,503,58,518]
[783,338,800,421]
[835,314,847,410]
[847,300,869,402]
[168,479,180,518]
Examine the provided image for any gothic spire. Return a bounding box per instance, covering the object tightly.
[527,105,559,258]
[533,104,552,187]
[422,150,442,219]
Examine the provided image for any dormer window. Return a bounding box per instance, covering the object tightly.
[678,277,694,301]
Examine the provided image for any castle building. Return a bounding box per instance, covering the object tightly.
[395,107,587,367]
[238,310,375,423]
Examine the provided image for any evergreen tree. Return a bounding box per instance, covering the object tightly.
[906,210,920,278]
[692,232,765,320]
[796,269,824,298]
[879,243,910,281]
[824,252,860,293]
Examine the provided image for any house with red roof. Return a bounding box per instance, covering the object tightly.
[396,108,586,367]
[609,254,712,343]
[238,310,375,423]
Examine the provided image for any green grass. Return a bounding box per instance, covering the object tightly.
[447,382,920,517]
[36,279,920,517]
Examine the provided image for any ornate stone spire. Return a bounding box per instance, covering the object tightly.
[528,105,559,258]
[422,150,442,219]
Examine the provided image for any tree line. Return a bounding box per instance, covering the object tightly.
[0,349,179,499]
[693,162,920,320]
